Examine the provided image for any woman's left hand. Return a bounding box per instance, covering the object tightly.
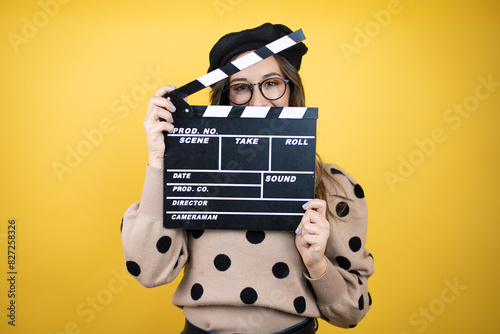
[295,199,330,279]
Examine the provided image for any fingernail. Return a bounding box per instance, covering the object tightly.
[295,227,300,234]
[171,105,177,112]
[170,118,174,124]
[302,202,309,209]
[170,85,177,89]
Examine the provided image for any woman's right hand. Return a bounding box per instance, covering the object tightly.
[144,85,177,168]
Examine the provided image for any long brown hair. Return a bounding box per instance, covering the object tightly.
[209,54,343,217]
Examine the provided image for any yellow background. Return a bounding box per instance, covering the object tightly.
[1,0,500,333]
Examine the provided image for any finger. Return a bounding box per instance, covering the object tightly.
[295,210,312,234]
[306,210,330,228]
[299,234,324,252]
[301,233,318,246]
[302,199,327,216]
[145,107,175,129]
[302,232,328,251]
[297,233,311,248]
[147,96,177,119]
[294,224,302,235]
[155,85,190,107]
[302,221,322,235]
[147,106,173,123]
[150,120,175,134]
[146,114,174,131]
[299,209,325,228]
[155,85,177,97]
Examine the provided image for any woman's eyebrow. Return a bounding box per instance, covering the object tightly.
[262,72,282,79]
[229,72,283,85]
[229,77,248,84]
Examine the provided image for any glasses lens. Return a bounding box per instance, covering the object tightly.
[261,78,287,101]
[225,78,288,105]
[227,83,252,105]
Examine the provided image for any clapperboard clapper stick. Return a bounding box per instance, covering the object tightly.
[162,29,306,115]
[162,29,319,231]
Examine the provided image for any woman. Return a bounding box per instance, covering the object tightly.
[121,23,374,334]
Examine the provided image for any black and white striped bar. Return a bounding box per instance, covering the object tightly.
[163,106,318,231]
[163,29,306,111]
[176,105,318,119]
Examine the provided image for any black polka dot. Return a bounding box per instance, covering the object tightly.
[330,167,343,175]
[368,292,372,306]
[369,253,374,260]
[191,230,204,239]
[126,261,141,277]
[246,231,265,244]
[358,295,364,310]
[349,237,362,252]
[349,324,357,328]
[156,236,172,254]
[336,202,350,217]
[354,184,365,198]
[272,262,290,279]
[120,218,123,233]
[240,287,258,304]
[214,254,231,271]
[293,296,306,314]
[336,256,351,270]
[191,283,204,301]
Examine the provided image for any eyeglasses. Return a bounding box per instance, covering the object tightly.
[223,77,289,105]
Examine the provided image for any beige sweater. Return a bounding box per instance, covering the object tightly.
[121,163,374,333]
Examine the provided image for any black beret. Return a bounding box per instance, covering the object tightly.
[207,23,308,73]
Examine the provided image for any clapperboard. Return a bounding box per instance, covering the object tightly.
[163,29,318,231]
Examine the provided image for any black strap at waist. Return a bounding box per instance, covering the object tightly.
[182,317,317,334]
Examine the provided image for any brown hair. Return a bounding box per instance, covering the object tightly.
[315,155,347,219]
[209,54,343,217]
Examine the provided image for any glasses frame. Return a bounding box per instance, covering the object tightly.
[223,77,290,106]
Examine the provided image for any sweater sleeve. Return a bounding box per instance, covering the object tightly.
[306,164,374,328]
[121,165,189,288]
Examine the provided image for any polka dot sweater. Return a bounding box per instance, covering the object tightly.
[121,163,374,330]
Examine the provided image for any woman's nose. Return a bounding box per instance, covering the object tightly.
[248,88,271,106]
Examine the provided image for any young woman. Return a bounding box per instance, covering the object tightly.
[121,23,374,334]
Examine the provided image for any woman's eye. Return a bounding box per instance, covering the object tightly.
[263,80,279,87]
[232,84,251,92]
